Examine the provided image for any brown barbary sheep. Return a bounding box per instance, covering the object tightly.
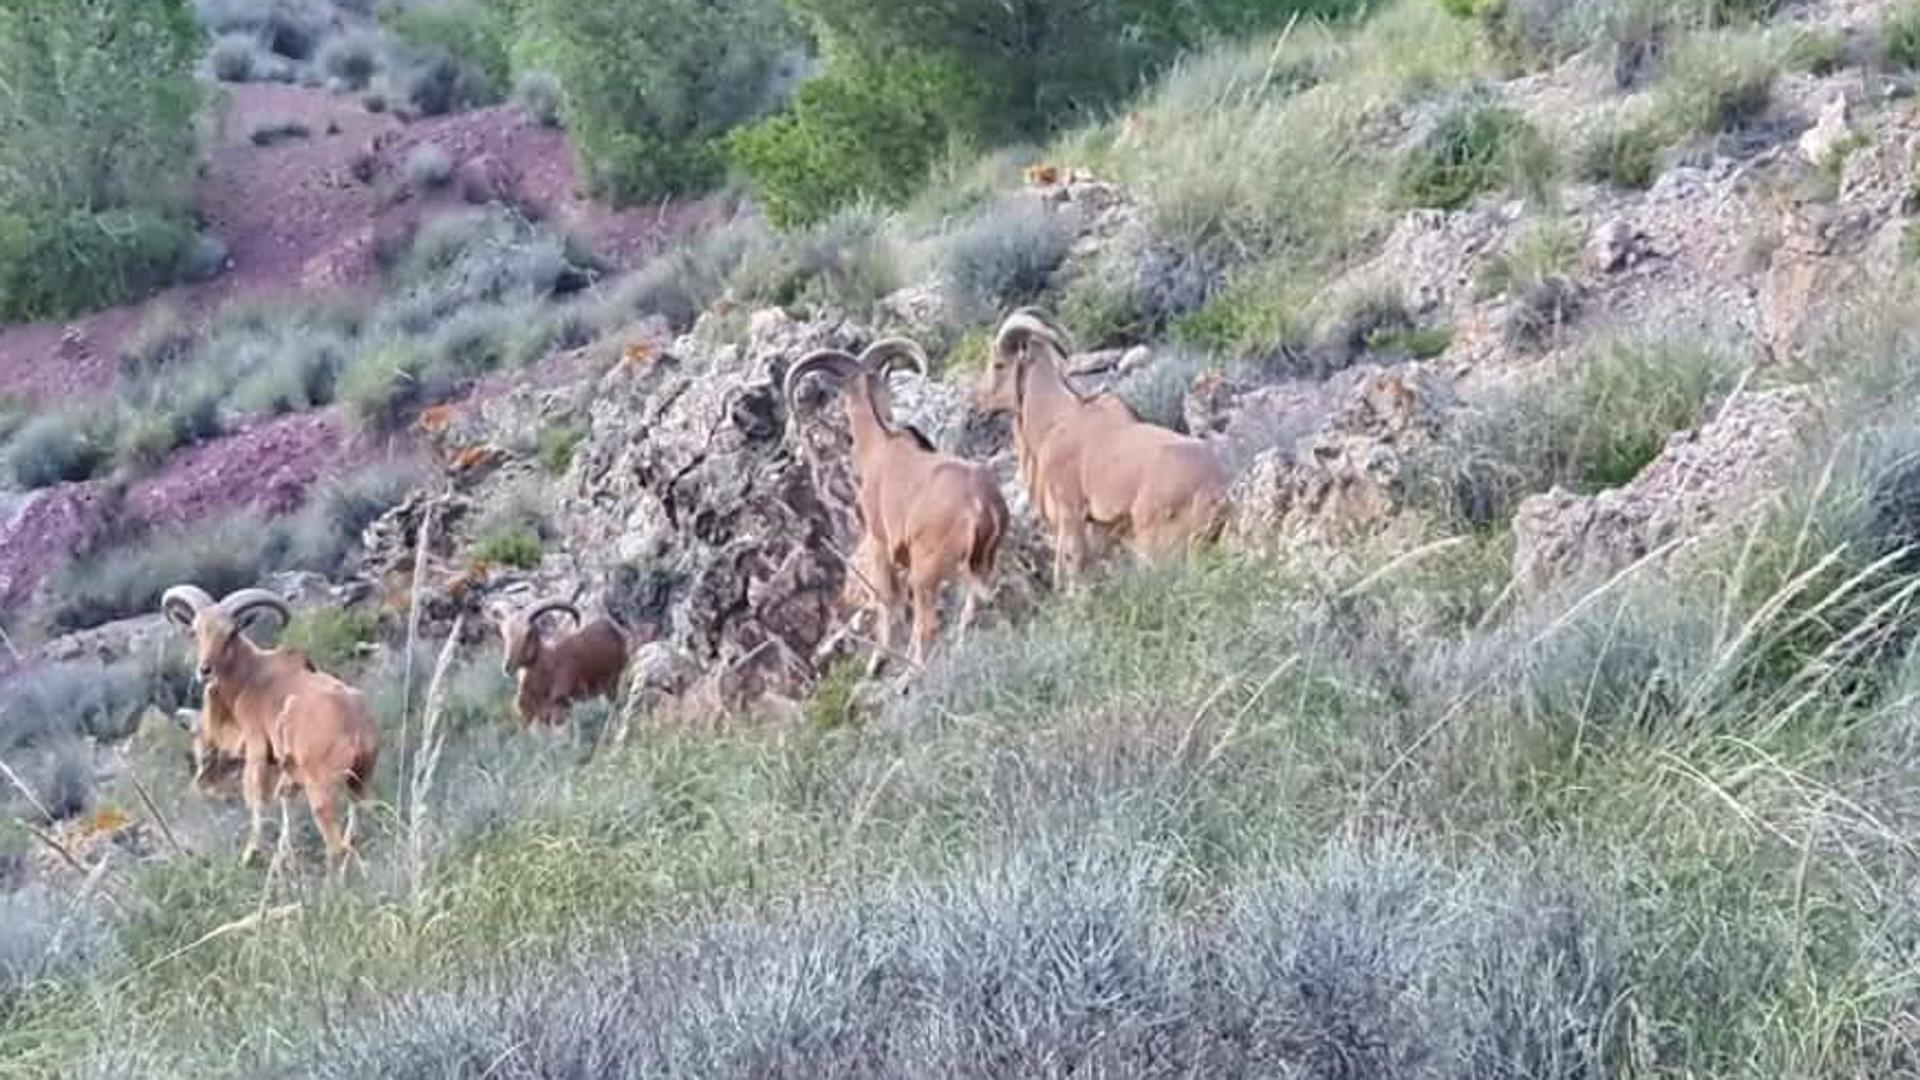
[494,598,629,726]
[786,338,1010,675]
[976,309,1229,586]
[162,586,378,870]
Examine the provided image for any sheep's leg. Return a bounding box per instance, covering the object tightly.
[308,782,351,874]
[268,784,294,881]
[907,570,945,670]
[864,544,900,679]
[239,750,271,866]
[957,569,994,648]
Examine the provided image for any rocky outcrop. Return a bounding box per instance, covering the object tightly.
[1213,365,1458,545]
[1512,386,1819,593]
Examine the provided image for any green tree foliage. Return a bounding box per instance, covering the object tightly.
[0,0,201,320]
[528,0,796,203]
[736,0,1369,226]
[729,50,990,228]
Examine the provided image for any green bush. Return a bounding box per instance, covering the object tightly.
[1883,3,1920,69]
[282,607,379,671]
[939,198,1078,318]
[730,51,991,228]
[383,2,511,101]
[537,424,585,475]
[514,70,565,128]
[1395,100,1554,210]
[1578,113,1665,189]
[530,0,797,202]
[1659,32,1779,137]
[0,0,201,320]
[473,527,542,569]
[0,207,194,324]
[6,409,111,489]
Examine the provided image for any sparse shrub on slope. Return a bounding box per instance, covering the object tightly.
[6,410,112,490]
[1885,3,1920,70]
[1396,98,1555,210]
[383,1,511,104]
[513,70,565,128]
[939,198,1079,319]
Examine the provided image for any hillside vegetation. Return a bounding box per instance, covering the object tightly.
[5,0,1920,1076]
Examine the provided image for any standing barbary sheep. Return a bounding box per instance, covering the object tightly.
[494,598,629,726]
[975,310,1230,586]
[786,338,1010,675]
[162,586,378,870]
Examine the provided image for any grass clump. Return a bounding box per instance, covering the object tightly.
[513,70,565,129]
[1578,112,1666,189]
[472,527,542,570]
[537,424,586,476]
[1395,98,1555,211]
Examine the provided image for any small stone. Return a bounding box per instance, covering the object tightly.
[1586,218,1645,274]
[1119,346,1153,375]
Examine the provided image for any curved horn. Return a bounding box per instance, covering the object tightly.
[782,349,864,414]
[859,338,928,435]
[217,589,292,631]
[995,310,1071,369]
[523,598,582,628]
[858,338,927,379]
[161,585,214,630]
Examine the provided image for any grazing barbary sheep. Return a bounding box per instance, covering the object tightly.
[162,586,378,870]
[786,338,1010,675]
[493,598,629,727]
[975,309,1230,586]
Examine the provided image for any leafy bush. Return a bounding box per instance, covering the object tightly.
[210,31,264,81]
[1395,99,1555,210]
[383,1,511,101]
[1112,347,1218,431]
[514,70,565,128]
[939,198,1078,318]
[726,208,902,314]
[192,0,328,61]
[6,409,111,489]
[0,0,201,320]
[730,52,991,228]
[530,0,797,201]
[319,30,384,90]
[120,306,195,380]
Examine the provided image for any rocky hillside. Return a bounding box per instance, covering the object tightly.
[9,0,1920,1075]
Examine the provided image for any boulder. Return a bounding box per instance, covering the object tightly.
[1222,365,1457,545]
[1512,387,1819,593]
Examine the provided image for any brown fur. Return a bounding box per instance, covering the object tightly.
[788,340,1010,675]
[976,311,1230,586]
[163,587,378,870]
[496,600,629,726]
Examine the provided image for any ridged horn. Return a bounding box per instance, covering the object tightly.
[161,585,215,630]
[217,589,292,630]
[523,598,582,628]
[995,309,1071,368]
[858,338,927,378]
[782,349,864,414]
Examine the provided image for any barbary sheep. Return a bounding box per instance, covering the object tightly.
[976,310,1229,586]
[493,597,628,726]
[786,338,1010,674]
[162,586,377,869]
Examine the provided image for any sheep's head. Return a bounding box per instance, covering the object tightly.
[977,309,1069,416]
[496,598,581,676]
[784,339,928,443]
[161,586,292,693]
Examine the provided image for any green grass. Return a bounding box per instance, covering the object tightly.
[537,424,586,476]
[472,526,542,569]
[1883,2,1920,70]
[281,607,380,670]
[1394,98,1556,211]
